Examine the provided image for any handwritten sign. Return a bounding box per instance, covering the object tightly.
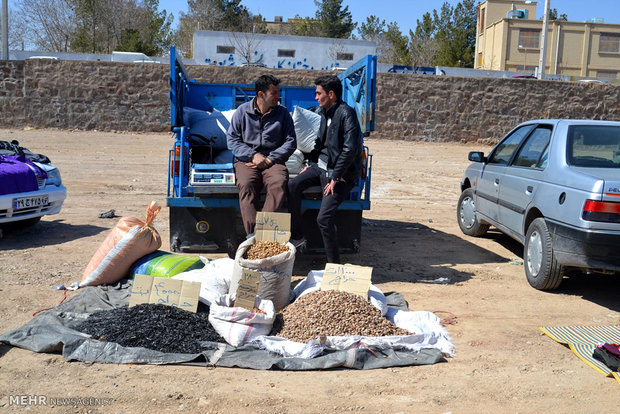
[234,268,261,309]
[320,263,373,298]
[129,274,201,313]
[255,212,290,244]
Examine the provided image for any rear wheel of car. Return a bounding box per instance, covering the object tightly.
[457,188,490,237]
[524,218,563,290]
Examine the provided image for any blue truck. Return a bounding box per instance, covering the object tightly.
[167,46,377,257]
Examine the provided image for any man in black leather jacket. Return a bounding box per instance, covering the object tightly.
[288,75,362,264]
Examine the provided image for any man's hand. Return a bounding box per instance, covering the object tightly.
[299,165,310,175]
[324,179,337,196]
[251,153,272,169]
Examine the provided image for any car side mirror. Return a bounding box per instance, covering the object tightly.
[468,151,485,163]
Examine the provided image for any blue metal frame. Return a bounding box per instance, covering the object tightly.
[167,46,376,212]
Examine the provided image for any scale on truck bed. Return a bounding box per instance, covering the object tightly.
[190,164,235,186]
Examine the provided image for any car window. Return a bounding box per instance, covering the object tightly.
[567,125,620,168]
[512,126,552,168]
[488,125,535,165]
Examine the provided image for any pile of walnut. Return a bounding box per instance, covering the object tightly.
[244,241,289,260]
[271,290,412,343]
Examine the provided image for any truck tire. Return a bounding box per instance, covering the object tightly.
[524,218,563,290]
[457,188,489,237]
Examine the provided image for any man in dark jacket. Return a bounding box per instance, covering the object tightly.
[288,75,362,264]
[227,74,296,236]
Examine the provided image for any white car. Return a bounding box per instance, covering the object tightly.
[0,141,66,226]
[457,120,620,290]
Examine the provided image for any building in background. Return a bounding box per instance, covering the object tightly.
[191,30,376,70]
[475,0,620,79]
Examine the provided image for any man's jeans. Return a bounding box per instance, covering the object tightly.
[288,163,352,264]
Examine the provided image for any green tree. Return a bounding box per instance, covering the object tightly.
[358,15,385,41]
[291,0,355,38]
[548,8,568,21]
[414,0,476,67]
[384,22,410,65]
[116,0,173,56]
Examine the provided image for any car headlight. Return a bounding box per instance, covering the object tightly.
[46,168,62,186]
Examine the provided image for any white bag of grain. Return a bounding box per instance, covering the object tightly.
[229,236,295,311]
[208,294,276,347]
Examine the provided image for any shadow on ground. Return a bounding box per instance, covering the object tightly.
[479,228,620,312]
[294,218,510,285]
[0,219,107,250]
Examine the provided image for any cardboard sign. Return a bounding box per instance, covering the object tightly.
[129,274,201,313]
[234,268,261,309]
[320,263,373,298]
[255,212,290,244]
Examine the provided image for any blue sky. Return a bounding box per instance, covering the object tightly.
[158,0,620,34]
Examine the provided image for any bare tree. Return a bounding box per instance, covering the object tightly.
[16,0,75,52]
[228,30,264,65]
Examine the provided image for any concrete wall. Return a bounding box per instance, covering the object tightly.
[1,59,619,143]
[192,30,376,70]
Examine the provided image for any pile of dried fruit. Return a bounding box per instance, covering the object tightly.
[72,304,226,354]
[244,240,289,260]
[271,290,412,342]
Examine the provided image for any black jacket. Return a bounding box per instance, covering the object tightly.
[309,100,362,184]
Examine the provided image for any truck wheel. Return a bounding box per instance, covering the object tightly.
[457,188,489,236]
[524,218,563,290]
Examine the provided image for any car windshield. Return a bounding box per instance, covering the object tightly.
[567,125,620,168]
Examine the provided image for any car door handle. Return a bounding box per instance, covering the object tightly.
[495,178,500,185]
[526,185,533,193]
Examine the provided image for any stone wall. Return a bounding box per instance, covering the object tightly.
[1,59,619,142]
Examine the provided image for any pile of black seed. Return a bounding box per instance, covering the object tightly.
[72,304,226,354]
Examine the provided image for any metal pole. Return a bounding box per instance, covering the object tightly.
[1,0,8,60]
[537,0,550,79]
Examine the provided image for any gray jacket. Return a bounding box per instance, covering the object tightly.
[226,99,296,164]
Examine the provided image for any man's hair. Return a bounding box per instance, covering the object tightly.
[255,74,281,94]
[315,75,342,100]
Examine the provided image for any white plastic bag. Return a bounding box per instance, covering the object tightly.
[172,257,234,306]
[292,106,321,153]
[208,294,276,347]
[285,149,305,175]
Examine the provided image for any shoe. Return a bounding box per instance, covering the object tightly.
[289,237,307,250]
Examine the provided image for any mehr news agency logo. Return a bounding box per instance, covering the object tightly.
[8,395,113,407]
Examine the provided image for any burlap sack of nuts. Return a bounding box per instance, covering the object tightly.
[229,236,296,311]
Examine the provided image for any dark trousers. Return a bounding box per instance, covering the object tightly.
[234,161,288,235]
[288,163,352,264]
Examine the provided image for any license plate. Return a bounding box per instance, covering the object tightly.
[13,195,49,209]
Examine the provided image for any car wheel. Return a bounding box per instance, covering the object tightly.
[457,188,490,237]
[524,217,563,290]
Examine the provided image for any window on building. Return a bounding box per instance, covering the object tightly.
[337,53,354,61]
[216,45,235,54]
[277,49,295,58]
[597,70,618,79]
[518,29,540,49]
[599,33,620,53]
[479,7,485,34]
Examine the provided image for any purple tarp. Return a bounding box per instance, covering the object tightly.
[0,155,47,196]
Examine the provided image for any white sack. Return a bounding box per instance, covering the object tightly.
[292,106,321,153]
[172,257,234,306]
[285,149,305,175]
[208,294,276,347]
[230,236,295,311]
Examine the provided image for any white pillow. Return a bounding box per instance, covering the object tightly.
[292,106,321,153]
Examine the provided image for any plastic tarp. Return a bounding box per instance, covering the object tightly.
[0,280,447,370]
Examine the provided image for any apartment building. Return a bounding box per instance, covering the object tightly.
[475,0,620,79]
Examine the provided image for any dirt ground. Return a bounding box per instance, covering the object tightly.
[0,129,618,413]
